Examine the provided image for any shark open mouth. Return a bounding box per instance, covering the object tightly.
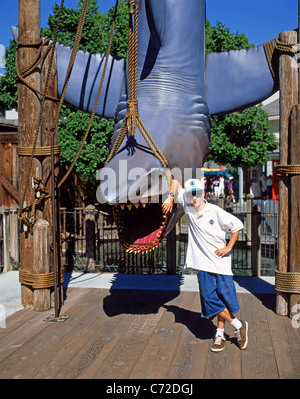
[113,200,170,253]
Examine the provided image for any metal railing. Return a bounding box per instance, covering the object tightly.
[0,198,278,276]
[60,197,278,276]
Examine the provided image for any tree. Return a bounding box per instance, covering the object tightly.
[0,6,277,202]
[206,20,253,54]
[209,105,278,168]
[205,19,278,169]
[0,40,18,110]
[0,0,129,203]
[41,0,129,202]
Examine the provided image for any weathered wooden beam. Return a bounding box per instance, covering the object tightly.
[18,0,42,307]
[276,30,298,316]
[40,36,62,313]
[33,219,51,311]
[0,175,19,203]
[289,105,300,318]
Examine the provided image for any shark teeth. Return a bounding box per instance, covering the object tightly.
[114,202,148,211]
[113,201,170,254]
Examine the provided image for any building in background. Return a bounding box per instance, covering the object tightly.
[249,92,279,200]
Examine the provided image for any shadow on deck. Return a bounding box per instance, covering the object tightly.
[0,274,299,380]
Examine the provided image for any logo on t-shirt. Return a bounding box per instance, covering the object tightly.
[209,219,214,225]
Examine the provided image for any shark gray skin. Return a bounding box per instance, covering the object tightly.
[56,0,278,252]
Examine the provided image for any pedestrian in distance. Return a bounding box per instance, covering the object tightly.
[266,175,273,200]
[162,178,248,352]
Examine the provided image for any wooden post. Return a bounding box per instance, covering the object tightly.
[18,0,42,307]
[246,194,252,272]
[33,219,51,311]
[9,205,19,269]
[166,226,176,274]
[276,30,298,316]
[85,204,96,271]
[289,0,300,318]
[289,105,300,318]
[218,194,225,210]
[251,205,261,277]
[40,35,62,312]
[1,206,10,272]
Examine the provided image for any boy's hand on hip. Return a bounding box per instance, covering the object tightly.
[215,246,232,258]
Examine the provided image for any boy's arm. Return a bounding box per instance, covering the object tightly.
[162,179,182,214]
[214,230,240,258]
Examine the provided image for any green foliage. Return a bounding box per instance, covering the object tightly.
[41,0,129,194]
[58,104,114,181]
[209,105,278,168]
[205,20,253,54]
[0,0,129,201]
[205,19,277,168]
[0,5,278,199]
[0,41,18,109]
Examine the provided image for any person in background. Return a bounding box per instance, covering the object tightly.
[266,175,273,200]
[260,173,267,199]
[219,176,225,196]
[227,177,236,204]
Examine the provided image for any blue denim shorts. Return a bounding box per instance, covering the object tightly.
[197,271,240,319]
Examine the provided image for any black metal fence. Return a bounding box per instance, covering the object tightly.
[223,198,278,276]
[60,197,278,276]
[0,199,278,276]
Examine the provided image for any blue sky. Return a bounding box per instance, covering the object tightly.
[0,0,298,69]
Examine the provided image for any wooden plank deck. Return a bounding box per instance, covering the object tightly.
[0,286,300,380]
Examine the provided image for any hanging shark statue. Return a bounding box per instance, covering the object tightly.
[55,0,278,252]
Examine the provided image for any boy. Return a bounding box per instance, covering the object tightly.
[162,178,248,352]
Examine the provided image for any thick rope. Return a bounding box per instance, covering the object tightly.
[105,0,172,189]
[275,269,300,294]
[17,145,61,157]
[16,33,59,102]
[58,1,119,189]
[17,0,65,227]
[277,164,300,176]
[264,36,300,78]
[19,267,64,289]
[49,0,90,136]
[17,0,119,233]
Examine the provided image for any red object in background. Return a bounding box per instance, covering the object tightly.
[272,159,279,201]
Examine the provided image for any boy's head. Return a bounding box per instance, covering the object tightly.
[184,179,204,206]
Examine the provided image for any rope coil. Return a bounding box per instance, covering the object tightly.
[16,37,44,48]
[263,36,300,79]
[19,268,64,289]
[17,0,118,229]
[276,164,300,176]
[17,145,61,157]
[105,0,173,190]
[275,269,300,294]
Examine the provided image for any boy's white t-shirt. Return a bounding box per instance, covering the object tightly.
[177,188,244,276]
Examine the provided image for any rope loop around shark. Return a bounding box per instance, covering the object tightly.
[55,0,281,253]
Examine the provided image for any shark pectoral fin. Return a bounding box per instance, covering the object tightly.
[205,44,277,115]
[55,43,127,119]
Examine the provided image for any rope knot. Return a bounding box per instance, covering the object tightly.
[126,99,139,116]
[129,0,137,14]
[126,99,139,136]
